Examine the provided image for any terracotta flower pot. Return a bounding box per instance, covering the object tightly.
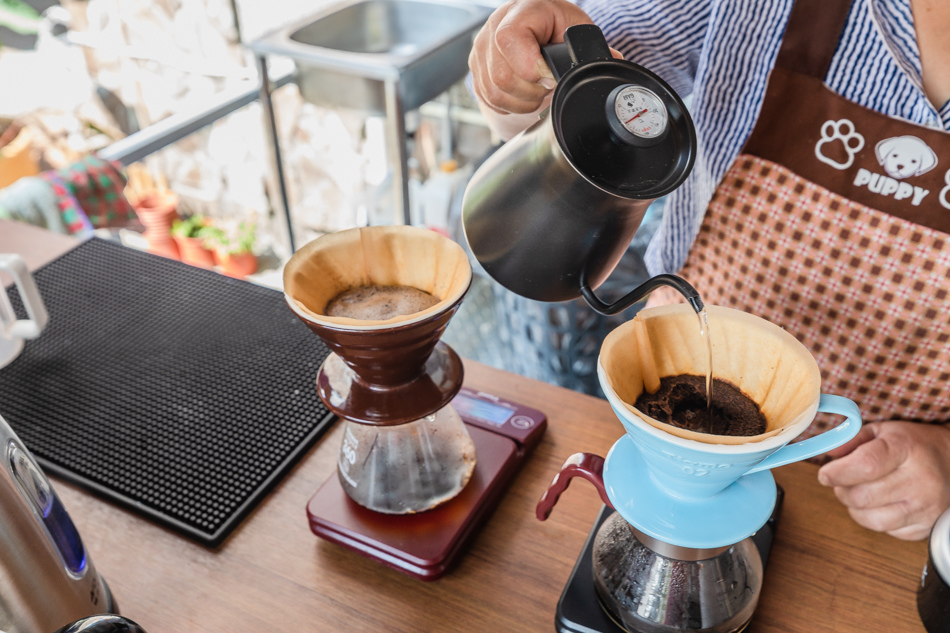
[174,235,216,269]
[214,251,258,279]
[133,192,180,260]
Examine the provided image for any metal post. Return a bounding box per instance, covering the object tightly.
[383,77,412,225]
[441,91,454,164]
[256,54,297,253]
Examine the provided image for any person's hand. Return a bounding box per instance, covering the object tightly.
[468,0,621,139]
[817,421,950,540]
[469,0,592,115]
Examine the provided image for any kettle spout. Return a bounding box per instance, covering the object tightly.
[580,273,704,316]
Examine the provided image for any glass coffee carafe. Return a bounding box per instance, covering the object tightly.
[283,225,476,514]
[336,402,475,513]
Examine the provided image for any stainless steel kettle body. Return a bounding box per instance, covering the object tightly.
[462,25,700,314]
[464,112,655,303]
[0,413,115,633]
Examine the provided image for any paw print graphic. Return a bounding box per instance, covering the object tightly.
[814,119,865,170]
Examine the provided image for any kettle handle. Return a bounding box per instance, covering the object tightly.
[536,452,612,520]
[540,24,613,81]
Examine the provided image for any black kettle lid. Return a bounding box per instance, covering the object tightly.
[543,25,697,199]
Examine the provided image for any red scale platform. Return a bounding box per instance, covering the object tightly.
[307,388,546,580]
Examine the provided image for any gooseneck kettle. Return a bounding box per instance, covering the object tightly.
[462,24,702,314]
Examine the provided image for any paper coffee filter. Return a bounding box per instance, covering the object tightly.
[600,304,821,445]
[284,225,472,328]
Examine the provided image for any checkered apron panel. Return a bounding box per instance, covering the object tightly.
[672,155,950,428]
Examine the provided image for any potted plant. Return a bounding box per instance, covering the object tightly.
[132,190,180,260]
[124,165,181,260]
[171,215,216,269]
[207,221,258,279]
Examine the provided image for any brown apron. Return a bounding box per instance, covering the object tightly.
[661,0,950,426]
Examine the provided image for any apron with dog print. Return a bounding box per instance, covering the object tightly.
[662,0,950,430]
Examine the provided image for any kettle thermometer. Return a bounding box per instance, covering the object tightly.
[607,84,670,146]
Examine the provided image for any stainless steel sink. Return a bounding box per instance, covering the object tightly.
[248,0,492,229]
[248,0,492,113]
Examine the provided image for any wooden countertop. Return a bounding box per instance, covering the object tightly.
[0,219,929,633]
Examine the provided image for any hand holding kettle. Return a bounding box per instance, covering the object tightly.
[469,0,620,138]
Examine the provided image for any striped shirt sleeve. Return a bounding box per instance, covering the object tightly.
[578,0,712,98]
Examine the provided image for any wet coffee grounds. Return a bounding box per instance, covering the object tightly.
[635,374,767,436]
[325,284,439,320]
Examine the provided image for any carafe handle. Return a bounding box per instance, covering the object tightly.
[540,24,614,81]
[536,452,611,520]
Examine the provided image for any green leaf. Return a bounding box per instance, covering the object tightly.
[172,215,209,239]
[0,0,41,35]
[234,222,256,254]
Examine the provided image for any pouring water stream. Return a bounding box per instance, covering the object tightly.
[698,307,714,427]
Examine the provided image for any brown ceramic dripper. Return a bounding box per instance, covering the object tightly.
[284,225,476,514]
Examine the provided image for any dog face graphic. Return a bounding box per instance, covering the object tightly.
[875,135,938,179]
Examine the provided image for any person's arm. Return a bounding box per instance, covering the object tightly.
[817,421,950,540]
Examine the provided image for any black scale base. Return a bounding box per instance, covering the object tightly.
[0,238,336,546]
[557,486,783,633]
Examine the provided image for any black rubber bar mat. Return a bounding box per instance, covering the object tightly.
[0,238,335,547]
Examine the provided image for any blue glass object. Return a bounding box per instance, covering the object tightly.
[9,442,87,574]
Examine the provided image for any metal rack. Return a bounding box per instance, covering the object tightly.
[93,0,495,253]
[245,0,492,235]
[97,64,298,249]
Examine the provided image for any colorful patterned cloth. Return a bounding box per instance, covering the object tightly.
[39,154,136,233]
[0,154,135,236]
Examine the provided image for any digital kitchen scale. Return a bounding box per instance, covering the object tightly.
[306,387,546,580]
